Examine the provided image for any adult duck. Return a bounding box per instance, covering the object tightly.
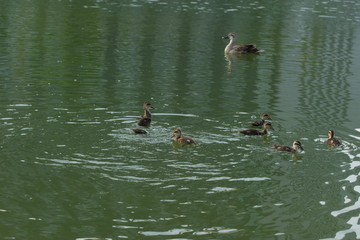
[222,32,264,54]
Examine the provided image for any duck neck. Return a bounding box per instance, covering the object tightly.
[225,38,235,53]
[143,109,151,118]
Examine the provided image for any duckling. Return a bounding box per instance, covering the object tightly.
[137,102,155,127]
[251,112,272,127]
[326,129,342,146]
[222,32,264,54]
[240,122,274,135]
[172,128,197,145]
[274,140,304,153]
[132,129,148,135]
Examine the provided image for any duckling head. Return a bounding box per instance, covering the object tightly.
[143,102,155,110]
[328,129,335,139]
[293,140,304,151]
[172,128,182,138]
[222,32,237,40]
[264,122,274,130]
[260,113,272,120]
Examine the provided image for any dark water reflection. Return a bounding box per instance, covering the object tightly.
[1,0,360,239]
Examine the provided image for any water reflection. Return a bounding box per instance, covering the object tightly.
[1,0,360,239]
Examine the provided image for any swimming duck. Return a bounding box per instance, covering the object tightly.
[132,129,148,134]
[222,32,264,54]
[326,129,342,146]
[172,128,197,145]
[137,102,155,127]
[274,140,304,153]
[251,113,272,127]
[240,122,274,135]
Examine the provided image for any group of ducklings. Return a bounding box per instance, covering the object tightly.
[132,102,342,151]
[240,113,306,153]
[132,102,197,144]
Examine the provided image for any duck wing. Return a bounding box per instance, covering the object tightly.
[274,144,293,152]
[233,44,262,54]
[179,137,197,145]
[240,129,261,135]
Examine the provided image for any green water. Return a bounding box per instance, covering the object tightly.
[1,0,360,239]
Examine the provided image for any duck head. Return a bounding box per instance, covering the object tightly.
[143,102,155,110]
[172,128,182,138]
[293,140,304,151]
[222,32,237,40]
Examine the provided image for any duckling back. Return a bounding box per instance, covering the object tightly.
[274,144,295,153]
[138,117,151,127]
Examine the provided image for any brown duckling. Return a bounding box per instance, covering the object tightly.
[326,129,342,146]
[172,128,197,145]
[240,122,274,135]
[274,140,304,153]
[222,32,264,54]
[251,112,272,127]
[137,102,155,127]
[132,129,148,135]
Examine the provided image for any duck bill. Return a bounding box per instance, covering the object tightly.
[299,146,304,151]
[270,126,274,130]
[222,35,229,39]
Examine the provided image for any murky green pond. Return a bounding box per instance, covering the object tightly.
[1,0,360,239]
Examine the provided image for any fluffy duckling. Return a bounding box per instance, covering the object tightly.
[222,32,264,54]
[132,129,148,135]
[274,140,304,153]
[172,128,197,145]
[326,130,342,146]
[251,112,272,127]
[137,102,155,127]
[240,122,274,135]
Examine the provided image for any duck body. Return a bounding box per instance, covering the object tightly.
[240,128,267,135]
[251,113,272,127]
[251,119,265,127]
[172,128,196,145]
[137,117,151,127]
[327,130,341,146]
[274,140,304,153]
[137,102,154,127]
[132,129,148,134]
[240,122,274,135]
[222,32,263,54]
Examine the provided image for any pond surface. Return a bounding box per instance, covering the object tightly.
[1,0,360,239]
